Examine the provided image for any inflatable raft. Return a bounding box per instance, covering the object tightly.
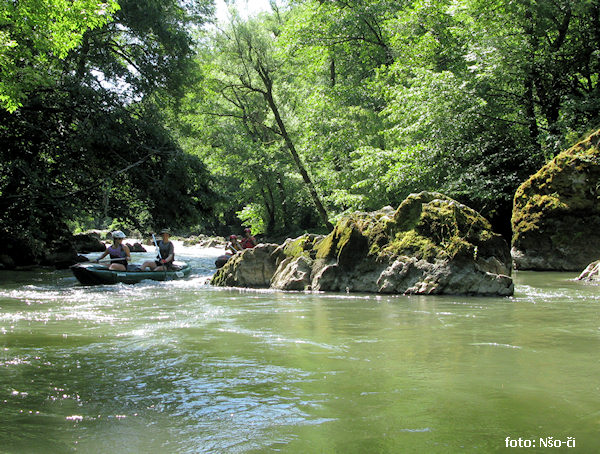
[71,261,192,285]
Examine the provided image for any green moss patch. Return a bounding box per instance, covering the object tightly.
[512,129,600,246]
[314,192,500,265]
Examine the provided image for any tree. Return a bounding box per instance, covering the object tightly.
[0,0,215,264]
[0,0,120,111]
[179,0,600,239]
[190,13,333,231]
[465,0,600,154]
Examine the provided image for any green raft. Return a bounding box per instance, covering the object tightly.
[71,261,192,285]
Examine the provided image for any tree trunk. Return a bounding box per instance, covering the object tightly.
[259,76,333,230]
[524,69,541,155]
[330,55,336,87]
[259,185,276,233]
[276,172,292,232]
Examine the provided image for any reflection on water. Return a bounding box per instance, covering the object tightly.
[1,245,599,452]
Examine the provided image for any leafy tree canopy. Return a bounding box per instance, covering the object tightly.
[0,0,216,263]
[0,0,120,111]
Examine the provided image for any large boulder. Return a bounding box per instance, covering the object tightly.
[211,193,513,296]
[1,233,83,269]
[211,244,282,288]
[512,130,600,270]
[307,192,512,295]
[42,240,79,269]
[0,236,39,269]
[72,233,106,253]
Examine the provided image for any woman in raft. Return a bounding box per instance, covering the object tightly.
[139,229,175,271]
[95,230,131,271]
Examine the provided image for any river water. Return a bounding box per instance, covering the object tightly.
[0,243,598,453]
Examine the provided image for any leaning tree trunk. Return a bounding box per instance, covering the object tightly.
[260,78,332,230]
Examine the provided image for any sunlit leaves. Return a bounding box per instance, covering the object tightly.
[0,0,120,111]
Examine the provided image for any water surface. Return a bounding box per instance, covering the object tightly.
[1,244,598,452]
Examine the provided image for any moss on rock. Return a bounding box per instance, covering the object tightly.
[512,129,600,270]
[211,193,512,295]
[382,193,495,263]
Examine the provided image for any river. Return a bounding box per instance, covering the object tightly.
[0,242,598,453]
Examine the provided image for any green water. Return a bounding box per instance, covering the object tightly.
[1,245,599,453]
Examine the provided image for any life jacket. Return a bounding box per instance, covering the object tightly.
[108,244,126,259]
[241,237,255,249]
[108,244,127,265]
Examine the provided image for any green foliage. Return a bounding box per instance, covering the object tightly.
[175,7,333,234]
[0,88,214,243]
[0,0,120,111]
[236,204,267,234]
[0,0,215,256]
[168,0,600,238]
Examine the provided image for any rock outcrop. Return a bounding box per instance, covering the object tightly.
[512,130,600,270]
[211,192,514,296]
[211,244,282,288]
[1,232,95,270]
[72,233,106,253]
[42,240,79,269]
[125,242,146,253]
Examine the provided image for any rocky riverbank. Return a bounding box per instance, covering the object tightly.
[0,229,229,270]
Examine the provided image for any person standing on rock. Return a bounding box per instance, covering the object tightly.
[95,230,130,271]
[139,229,175,271]
[240,228,257,249]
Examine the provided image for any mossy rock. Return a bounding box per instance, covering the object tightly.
[383,192,500,264]
[315,216,370,268]
[280,234,322,259]
[212,193,512,295]
[313,192,511,284]
[210,244,281,287]
[512,129,600,270]
[313,192,505,267]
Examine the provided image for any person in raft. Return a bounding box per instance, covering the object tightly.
[240,228,257,249]
[226,235,243,254]
[95,230,130,271]
[140,229,175,271]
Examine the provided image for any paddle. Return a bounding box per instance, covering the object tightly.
[152,233,160,258]
[74,257,122,269]
[95,258,128,263]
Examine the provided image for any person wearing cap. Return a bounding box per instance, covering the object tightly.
[139,229,175,271]
[240,228,257,249]
[226,235,243,254]
[95,230,130,271]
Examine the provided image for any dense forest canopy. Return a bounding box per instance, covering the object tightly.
[1,0,599,261]
[0,0,214,262]
[179,0,600,238]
